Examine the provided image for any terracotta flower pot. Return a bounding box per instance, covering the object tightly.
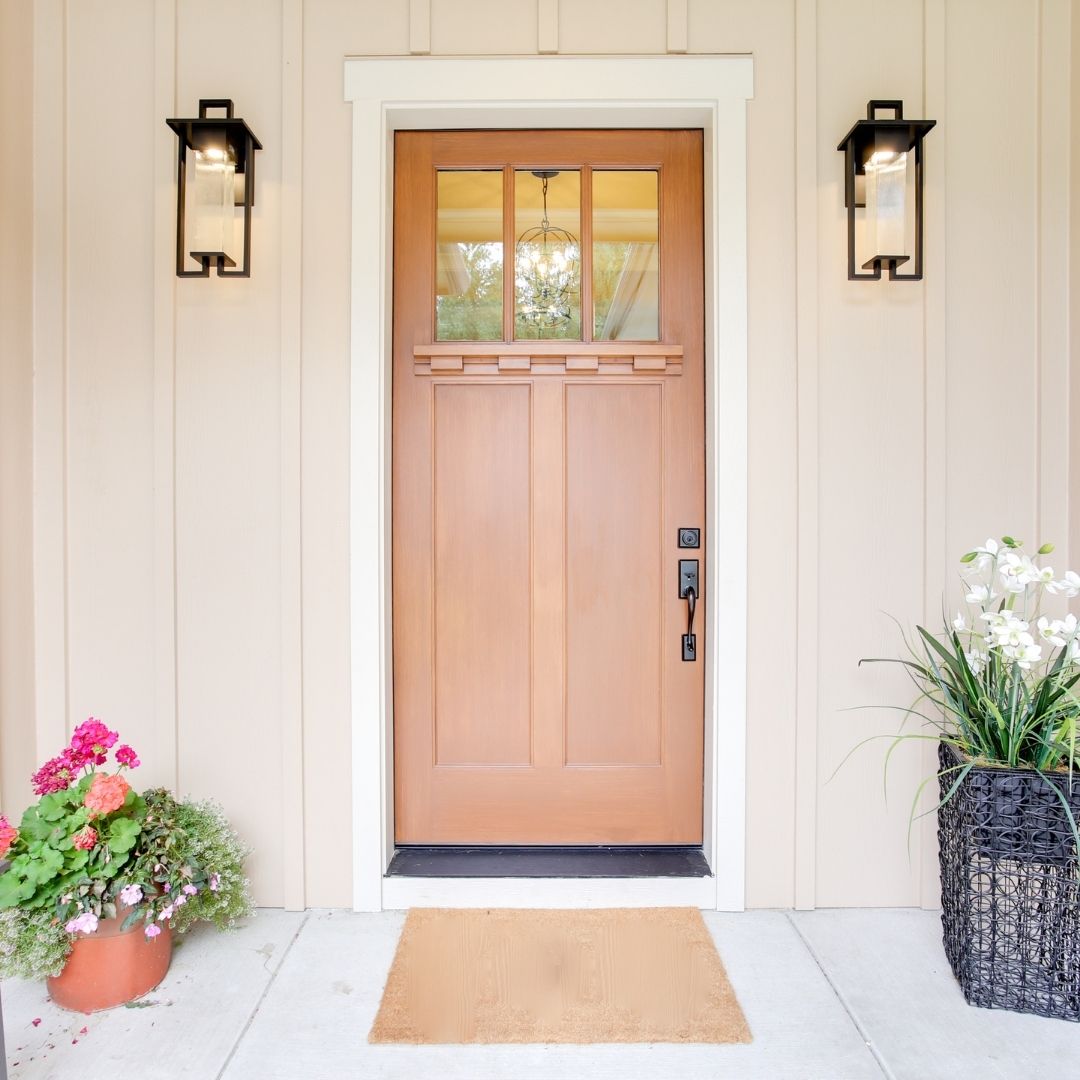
[47,910,172,1013]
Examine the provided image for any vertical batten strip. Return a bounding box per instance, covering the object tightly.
[538,0,559,54]
[153,0,180,796]
[793,0,819,911]
[349,97,389,912]
[32,0,71,760]
[1037,0,1071,570]
[666,0,689,54]
[409,0,431,56]
[280,0,307,912]
[920,0,948,910]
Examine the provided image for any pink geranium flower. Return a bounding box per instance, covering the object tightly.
[30,748,83,795]
[115,745,140,769]
[0,815,17,859]
[144,924,161,939]
[70,718,119,766]
[84,773,130,817]
[182,884,198,896]
[72,826,98,851]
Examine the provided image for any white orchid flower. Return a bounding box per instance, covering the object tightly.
[1030,563,1055,585]
[966,583,995,604]
[993,621,1032,649]
[1070,638,1080,665]
[1036,616,1067,648]
[980,610,1009,627]
[972,538,1001,569]
[1002,640,1042,669]
[964,648,987,675]
[952,612,967,632]
[999,552,1036,592]
[1048,570,1080,598]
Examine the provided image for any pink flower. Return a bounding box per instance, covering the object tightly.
[114,745,140,769]
[64,912,99,935]
[70,718,118,766]
[144,924,161,939]
[182,884,198,896]
[162,882,171,893]
[119,884,144,906]
[0,815,17,859]
[209,873,221,892]
[72,826,98,851]
[31,748,83,795]
[158,904,174,921]
[84,773,130,817]
[174,894,187,907]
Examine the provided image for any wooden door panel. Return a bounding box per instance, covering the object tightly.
[565,383,663,766]
[433,384,532,766]
[393,130,704,844]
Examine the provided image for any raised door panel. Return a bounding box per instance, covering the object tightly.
[565,383,663,766]
[433,383,532,766]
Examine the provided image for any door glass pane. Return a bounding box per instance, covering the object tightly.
[592,171,659,341]
[436,171,503,341]
[514,170,581,340]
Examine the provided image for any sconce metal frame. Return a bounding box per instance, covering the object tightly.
[837,99,936,281]
[166,99,262,278]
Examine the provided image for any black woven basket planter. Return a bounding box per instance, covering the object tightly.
[937,741,1080,1021]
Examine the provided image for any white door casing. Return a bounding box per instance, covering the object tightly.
[345,55,752,911]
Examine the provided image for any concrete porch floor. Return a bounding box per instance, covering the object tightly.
[3,907,1079,1079]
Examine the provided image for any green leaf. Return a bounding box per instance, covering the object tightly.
[65,849,89,871]
[107,817,141,854]
[37,792,72,823]
[20,844,65,888]
[18,806,53,842]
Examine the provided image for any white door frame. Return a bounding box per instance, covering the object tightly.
[345,55,752,912]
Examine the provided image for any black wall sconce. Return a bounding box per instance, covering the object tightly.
[837,100,936,281]
[166,99,262,278]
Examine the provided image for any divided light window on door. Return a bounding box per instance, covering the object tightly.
[394,130,705,846]
[434,167,660,345]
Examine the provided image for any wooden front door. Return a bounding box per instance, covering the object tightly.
[392,130,705,844]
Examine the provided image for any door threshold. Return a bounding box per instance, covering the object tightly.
[386,845,711,879]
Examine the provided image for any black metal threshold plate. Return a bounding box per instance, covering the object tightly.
[386,845,712,879]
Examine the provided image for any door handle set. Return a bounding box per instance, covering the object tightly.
[678,553,699,662]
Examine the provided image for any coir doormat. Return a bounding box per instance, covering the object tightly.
[369,906,751,1044]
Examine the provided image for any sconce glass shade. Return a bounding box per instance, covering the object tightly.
[837,100,935,281]
[191,151,237,262]
[166,99,262,278]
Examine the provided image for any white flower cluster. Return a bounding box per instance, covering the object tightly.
[955,538,1080,673]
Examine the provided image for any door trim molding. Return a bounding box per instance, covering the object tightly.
[345,54,753,912]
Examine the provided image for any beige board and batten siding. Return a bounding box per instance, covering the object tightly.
[0,0,1077,909]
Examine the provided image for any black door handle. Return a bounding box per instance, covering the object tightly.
[682,585,697,662]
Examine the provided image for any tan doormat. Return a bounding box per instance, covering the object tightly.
[369,906,752,1045]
